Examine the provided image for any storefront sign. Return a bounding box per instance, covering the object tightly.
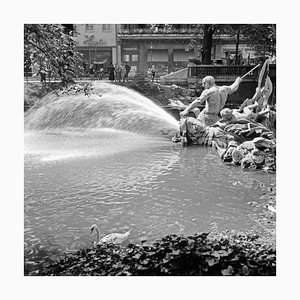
[83,35,106,46]
[123,47,138,51]
[222,47,252,53]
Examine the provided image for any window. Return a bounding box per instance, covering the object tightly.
[103,24,112,31]
[85,24,94,31]
[131,55,139,62]
[173,49,190,62]
[123,54,130,62]
[147,49,168,62]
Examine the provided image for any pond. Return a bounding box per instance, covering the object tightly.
[24,129,275,274]
[24,82,275,275]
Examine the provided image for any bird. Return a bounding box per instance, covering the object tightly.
[90,224,131,245]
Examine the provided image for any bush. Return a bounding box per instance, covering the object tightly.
[119,74,170,106]
[37,231,275,276]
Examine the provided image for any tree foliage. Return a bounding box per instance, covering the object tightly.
[184,24,215,64]
[24,24,84,83]
[175,24,276,65]
[177,24,234,64]
[220,24,276,58]
[242,24,276,57]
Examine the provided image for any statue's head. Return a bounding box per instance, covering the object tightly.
[220,108,233,120]
[202,76,215,89]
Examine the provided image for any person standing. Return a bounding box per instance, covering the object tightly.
[89,64,94,80]
[123,62,131,82]
[39,68,47,83]
[99,67,104,80]
[115,64,122,82]
[150,65,156,82]
[108,64,115,81]
[147,67,152,81]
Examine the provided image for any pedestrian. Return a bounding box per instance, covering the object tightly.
[99,67,104,80]
[150,65,156,82]
[108,64,115,81]
[115,64,122,82]
[39,68,46,83]
[147,67,152,80]
[120,63,125,81]
[89,64,94,80]
[123,62,131,82]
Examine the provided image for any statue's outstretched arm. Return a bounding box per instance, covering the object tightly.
[180,92,209,117]
[228,77,243,94]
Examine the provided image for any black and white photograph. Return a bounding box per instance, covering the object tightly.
[2,1,300,299]
[24,23,277,277]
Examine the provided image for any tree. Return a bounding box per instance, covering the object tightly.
[187,24,230,65]
[224,24,276,63]
[224,24,247,65]
[185,24,276,65]
[242,24,276,57]
[189,24,247,65]
[24,24,84,83]
[150,24,218,64]
[201,25,216,64]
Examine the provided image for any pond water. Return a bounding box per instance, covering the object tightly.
[24,82,275,275]
[24,129,275,274]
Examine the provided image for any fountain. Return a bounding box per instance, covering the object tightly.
[24,81,275,275]
[25,81,179,135]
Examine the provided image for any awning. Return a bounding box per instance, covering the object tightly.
[93,59,108,65]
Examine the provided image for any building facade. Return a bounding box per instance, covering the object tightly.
[74,24,119,73]
[118,24,197,77]
[117,25,260,77]
[74,24,261,77]
[25,24,265,80]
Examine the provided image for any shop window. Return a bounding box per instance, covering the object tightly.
[173,49,190,62]
[103,24,112,31]
[147,49,168,62]
[131,55,139,62]
[85,24,94,31]
[123,54,130,62]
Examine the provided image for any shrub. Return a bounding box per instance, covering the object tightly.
[119,74,170,106]
[37,231,275,276]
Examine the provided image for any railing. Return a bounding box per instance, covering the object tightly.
[188,65,259,79]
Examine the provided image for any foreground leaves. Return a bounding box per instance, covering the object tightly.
[37,231,276,276]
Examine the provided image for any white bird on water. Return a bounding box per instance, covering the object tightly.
[90,224,131,245]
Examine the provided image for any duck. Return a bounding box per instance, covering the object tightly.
[90,224,131,245]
